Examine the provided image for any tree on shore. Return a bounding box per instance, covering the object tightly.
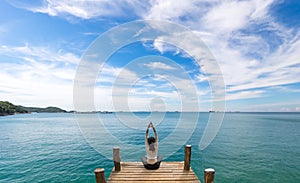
[0,101,29,116]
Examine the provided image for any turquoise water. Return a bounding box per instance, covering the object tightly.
[0,112,299,182]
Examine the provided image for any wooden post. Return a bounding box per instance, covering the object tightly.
[204,168,215,183]
[184,145,192,171]
[94,168,106,183]
[113,147,121,171]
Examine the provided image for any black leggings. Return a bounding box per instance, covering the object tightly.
[141,156,162,170]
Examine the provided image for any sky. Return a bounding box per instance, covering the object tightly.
[0,0,300,112]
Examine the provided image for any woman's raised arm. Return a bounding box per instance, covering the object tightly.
[152,126,158,143]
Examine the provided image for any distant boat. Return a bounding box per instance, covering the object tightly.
[209,110,215,113]
[100,111,113,114]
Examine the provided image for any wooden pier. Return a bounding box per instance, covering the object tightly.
[94,145,215,183]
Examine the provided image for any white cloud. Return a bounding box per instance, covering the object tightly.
[226,90,265,101]
[153,39,164,53]
[92,60,203,111]
[5,0,300,111]
[9,0,150,20]
[0,66,74,109]
[0,44,79,65]
[144,62,176,70]
[144,0,201,21]
[195,74,207,83]
[96,66,122,84]
[225,33,300,92]
[140,0,300,105]
[202,1,252,33]
[201,0,275,34]
[0,44,80,110]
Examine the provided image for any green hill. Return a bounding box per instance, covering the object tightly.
[0,101,66,116]
[0,101,29,116]
[24,106,66,113]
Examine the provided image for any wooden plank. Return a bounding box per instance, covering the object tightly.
[109,174,198,178]
[108,181,200,183]
[108,162,200,183]
[108,177,199,181]
[111,170,196,174]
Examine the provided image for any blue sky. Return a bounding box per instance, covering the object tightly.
[0,0,300,112]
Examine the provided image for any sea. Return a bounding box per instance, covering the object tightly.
[0,112,299,183]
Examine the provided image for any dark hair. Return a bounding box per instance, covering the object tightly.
[147,136,156,144]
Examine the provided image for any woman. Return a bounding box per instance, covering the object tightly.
[141,122,162,170]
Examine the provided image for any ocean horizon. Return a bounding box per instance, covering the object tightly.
[0,112,299,182]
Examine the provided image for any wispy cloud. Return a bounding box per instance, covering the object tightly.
[0,44,80,109]
[195,74,208,83]
[8,0,150,20]
[226,90,265,101]
[90,60,203,111]
[138,0,300,105]
[144,62,176,70]
[0,44,80,65]
[201,0,274,34]
[0,63,75,109]
[3,0,300,111]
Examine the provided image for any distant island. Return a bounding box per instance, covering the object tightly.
[0,101,66,116]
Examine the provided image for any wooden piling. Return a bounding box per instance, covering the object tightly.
[204,168,215,183]
[94,168,106,183]
[113,147,121,171]
[184,145,192,171]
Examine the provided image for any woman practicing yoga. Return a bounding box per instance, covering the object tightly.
[141,122,162,170]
